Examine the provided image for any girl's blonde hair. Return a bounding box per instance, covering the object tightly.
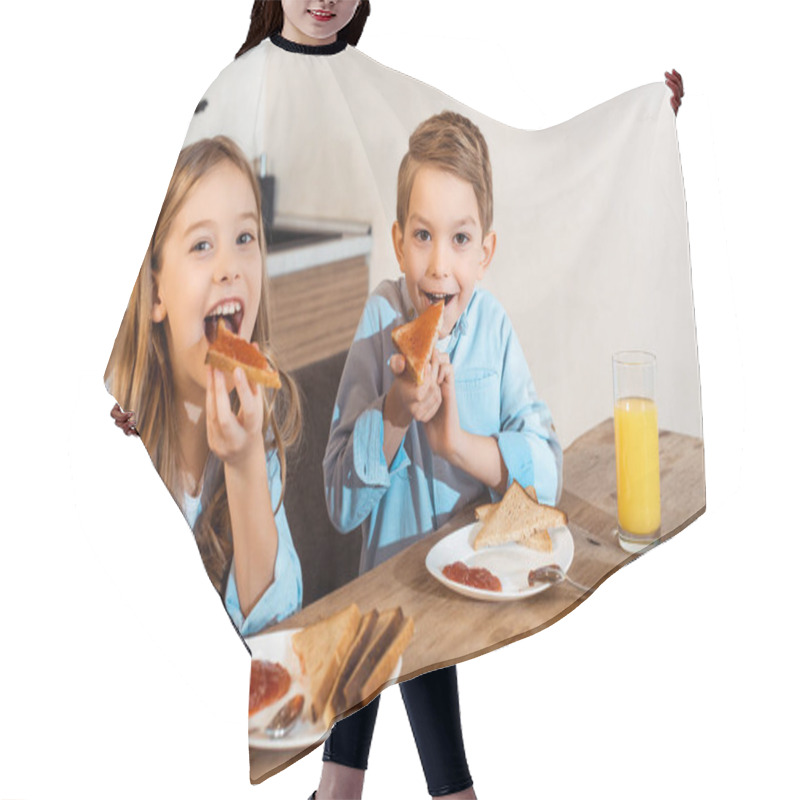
[105,136,302,593]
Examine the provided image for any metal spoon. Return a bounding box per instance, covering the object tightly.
[261,694,305,740]
[527,564,594,594]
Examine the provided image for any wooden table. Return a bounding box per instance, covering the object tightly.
[251,419,705,782]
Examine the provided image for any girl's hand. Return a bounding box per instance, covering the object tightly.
[665,69,684,115]
[385,350,443,429]
[110,403,139,436]
[423,353,463,460]
[206,365,265,468]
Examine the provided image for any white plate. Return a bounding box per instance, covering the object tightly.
[425,521,574,601]
[246,627,403,750]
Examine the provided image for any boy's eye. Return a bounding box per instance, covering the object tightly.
[237,232,255,245]
[191,240,211,252]
[414,229,431,242]
[454,233,470,246]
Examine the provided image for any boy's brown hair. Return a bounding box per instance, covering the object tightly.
[396,111,494,234]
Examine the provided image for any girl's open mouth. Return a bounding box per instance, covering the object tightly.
[308,9,335,22]
[422,290,456,307]
[204,300,244,342]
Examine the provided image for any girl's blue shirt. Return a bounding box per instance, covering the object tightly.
[184,449,302,637]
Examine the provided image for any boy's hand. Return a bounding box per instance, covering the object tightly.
[384,351,443,429]
[423,355,509,492]
[206,365,265,468]
[423,353,463,460]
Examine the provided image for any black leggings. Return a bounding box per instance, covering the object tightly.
[323,665,473,797]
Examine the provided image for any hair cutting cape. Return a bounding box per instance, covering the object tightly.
[107,36,704,783]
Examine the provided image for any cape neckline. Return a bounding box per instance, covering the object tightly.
[270,33,348,56]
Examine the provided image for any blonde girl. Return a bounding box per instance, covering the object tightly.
[106,135,302,636]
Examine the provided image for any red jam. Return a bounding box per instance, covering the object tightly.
[248,660,291,716]
[442,561,502,592]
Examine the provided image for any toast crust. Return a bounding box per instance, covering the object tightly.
[323,610,379,727]
[360,616,414,704]
[473,481,565,552]
[292,605,415,729]
[292,604,361,722]
[343,610,414,710]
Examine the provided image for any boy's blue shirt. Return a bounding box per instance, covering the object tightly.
[324,277,562,574]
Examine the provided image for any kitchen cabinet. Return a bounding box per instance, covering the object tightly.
[266,216,371,371]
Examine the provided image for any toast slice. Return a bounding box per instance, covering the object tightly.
[205,321,281,388]
[474,485,538,523]
[391,300,444,385]
[292,604,361,723]
[342,608,414,712]
[516,527,555,552]
[322,609,379,728]
[473,481,565,552]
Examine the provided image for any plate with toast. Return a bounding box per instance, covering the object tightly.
[425,482,574,601]
[247,605,413,749]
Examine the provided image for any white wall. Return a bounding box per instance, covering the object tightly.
[1,2,796,800]
[188,44,701,446]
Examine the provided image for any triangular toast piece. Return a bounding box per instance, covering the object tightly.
[391,301,444,385]
[474,485,538,523]
[205,321,281,388]
[473,481,565,552]
[291,604,361,722]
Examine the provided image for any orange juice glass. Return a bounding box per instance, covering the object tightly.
[613,352,661,552]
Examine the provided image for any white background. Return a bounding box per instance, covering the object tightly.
[1,2,796,798]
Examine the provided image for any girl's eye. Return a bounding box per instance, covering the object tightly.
[237,232,255,245]
[191,240,211,252]
[454,233,470,246]
[414,229,431,243]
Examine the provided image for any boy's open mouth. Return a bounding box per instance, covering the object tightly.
[422,290,456,307]
[204,300,244,343]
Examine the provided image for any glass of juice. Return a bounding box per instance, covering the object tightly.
[613,351,661,552]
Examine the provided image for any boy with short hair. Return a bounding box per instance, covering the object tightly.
[317,111,562,800]
[325,110,562,572]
